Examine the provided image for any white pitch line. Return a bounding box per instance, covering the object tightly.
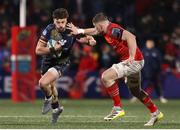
[61,120,180,123]
[0,115,137,118]
[0,116,180,124]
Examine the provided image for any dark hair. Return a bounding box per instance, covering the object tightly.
[92,13,108,23]
[52,8,69,19]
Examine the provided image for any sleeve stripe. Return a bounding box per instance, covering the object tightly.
[39,39,47,43]
[40,36,48,42]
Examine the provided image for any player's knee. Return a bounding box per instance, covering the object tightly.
[101,73,108,84]
[101,73,113,87]
[39,79,48,88]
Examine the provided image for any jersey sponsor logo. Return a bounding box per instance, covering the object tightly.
[59,39,67,46]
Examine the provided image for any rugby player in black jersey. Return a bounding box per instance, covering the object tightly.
[35,8,96,123]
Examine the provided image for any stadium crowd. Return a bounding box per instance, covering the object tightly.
[0,0,180,98]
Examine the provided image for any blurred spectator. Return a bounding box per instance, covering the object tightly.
[142,40,167,103]
[131,39,168,103]
[0,28,8,47]
[164,40,178,70]
[157,33,170,56]
[99,44,118,70]
[69,45,98,99]
[172,25,180,46]
[69,43,81,71]
[0,0,180,99]
[78,45,98,72]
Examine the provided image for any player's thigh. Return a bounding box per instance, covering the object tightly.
[123,60,144,77]
[40,67,61,86]
[102,68,119,82]
[110,61,128,79]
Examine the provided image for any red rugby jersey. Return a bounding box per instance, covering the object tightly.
[102,22,143,61]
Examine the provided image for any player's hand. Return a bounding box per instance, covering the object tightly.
[54,42,62,51]
[86,36,96,46]
[66,23,79,35]
[123,56,134,65]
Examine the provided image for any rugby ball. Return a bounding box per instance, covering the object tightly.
[47,39,57,48]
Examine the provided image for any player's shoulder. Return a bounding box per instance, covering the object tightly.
[42,24,55,36]
[108,22,124,39]
[44,24,55,31]
[109,22,124,30]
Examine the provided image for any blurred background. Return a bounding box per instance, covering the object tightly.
[0,0,180,101]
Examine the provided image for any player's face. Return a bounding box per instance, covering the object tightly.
[54,18,67,32]
[93,22,104,33]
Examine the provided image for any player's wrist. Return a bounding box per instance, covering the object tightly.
[129,56,134,59]
[77,29,85,34]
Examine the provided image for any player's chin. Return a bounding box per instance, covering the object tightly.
[57,28,65,32]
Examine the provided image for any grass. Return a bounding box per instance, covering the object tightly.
[0,99,180,129]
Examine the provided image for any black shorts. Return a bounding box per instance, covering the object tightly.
[40,59,70,75]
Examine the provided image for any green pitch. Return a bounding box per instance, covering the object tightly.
[0,99,179,129]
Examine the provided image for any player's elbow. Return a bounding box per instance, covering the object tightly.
[35,47,42,55]
[35,47,39,55]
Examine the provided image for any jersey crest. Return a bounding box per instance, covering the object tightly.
[111,28,123,40]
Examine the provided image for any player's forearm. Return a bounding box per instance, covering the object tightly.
[78,28,98,35]
[67,23,98,36]
[35,46,51,55]
[84,28,98,35]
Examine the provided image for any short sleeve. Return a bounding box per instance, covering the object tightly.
[40,25,51,42]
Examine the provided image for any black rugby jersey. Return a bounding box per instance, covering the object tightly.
[40,24,76,64]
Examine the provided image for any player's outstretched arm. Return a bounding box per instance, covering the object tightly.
[76,35,96,46]
[67,23,98,36]
[122,30,137,64]
[35,38,61,55]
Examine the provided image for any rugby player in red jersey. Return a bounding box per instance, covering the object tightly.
[67,13,163,126]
